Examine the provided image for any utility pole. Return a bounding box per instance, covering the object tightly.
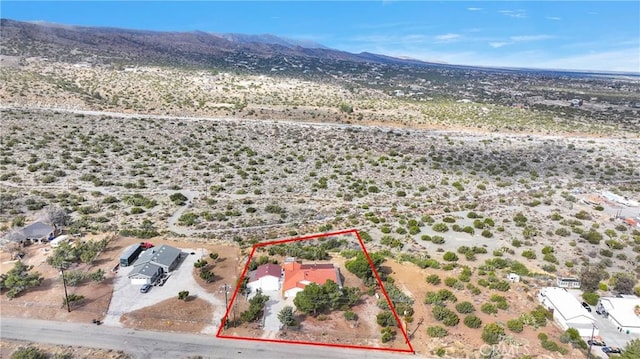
[587,322,597,359]
[60,266,71,313]
[220,284,230,328]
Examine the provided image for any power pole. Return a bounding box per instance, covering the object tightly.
[587,323,597,359]
[220,284,230,328]
[60,266,71,313]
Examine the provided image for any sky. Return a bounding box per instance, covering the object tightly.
[1,1,639,73]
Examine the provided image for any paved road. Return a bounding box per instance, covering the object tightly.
[0,317,416,359]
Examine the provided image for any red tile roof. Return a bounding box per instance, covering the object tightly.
[282,261,338,294]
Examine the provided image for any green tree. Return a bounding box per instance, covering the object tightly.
[294,283,328,315]
[63,270,86,286]
[614,276,636,294]
[1,262,44,298]
[89,268,105,283]
[178,290,190,300]
[619,338,640,359]
[345,252,385,281]
[240,290,269,322]
[380,327,396,343]
[170,192,188,205]
[376,310,397,327]
[278,305,297,327]
[580,267,603,292]
[582,291,599,306]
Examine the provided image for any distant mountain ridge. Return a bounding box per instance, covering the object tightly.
[1,19,637,77]
[0,18,435,68]
[210,32,329,50]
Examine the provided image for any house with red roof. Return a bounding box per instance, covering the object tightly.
[247,263,282,293]
[282,257,342,299]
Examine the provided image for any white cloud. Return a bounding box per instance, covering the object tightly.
[467,7,482,11]
[509,35,555,42]
[499,9,527,19]
[435,33,461,41]
[487,35,554,49]
[535,48,640,72]
[545,16,562,21]
[489,42,510,48]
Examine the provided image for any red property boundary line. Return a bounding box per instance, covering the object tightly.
[215,228,415,354]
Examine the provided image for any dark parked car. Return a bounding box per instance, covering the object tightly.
[588,339,606,346]
[581,301,592,312]
[140,284,152,293]
[602,346,622,354]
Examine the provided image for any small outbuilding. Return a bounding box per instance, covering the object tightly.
[49,235,69,248]
[557,277,581,289]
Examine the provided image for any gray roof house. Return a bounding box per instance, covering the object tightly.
[127,244,183,285]
[128,263,164,285]
[3,221,58,244]
[136,244,183,272]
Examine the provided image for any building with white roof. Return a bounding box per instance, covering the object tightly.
[597,296,640,334]
[538,287,598,337]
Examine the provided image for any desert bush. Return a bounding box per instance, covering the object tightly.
[482,323,505,344]
[455,301,475,314]
[10,346,47,359]
[426,325,449,338]
[481,303,498,315]
[507,318,524,333]
[443,252,458,262]
[426,274,441,285]
[432,223,449,233]
[464,314,482,328]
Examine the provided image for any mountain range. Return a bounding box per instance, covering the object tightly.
[0,18,441,69]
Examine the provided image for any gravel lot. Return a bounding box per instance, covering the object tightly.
[102,248,225,333]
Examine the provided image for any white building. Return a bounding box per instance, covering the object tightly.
[538,287,597,337]
[597,296,640,334]
[247,263,281,293]
[49,235,69,248]
[557,277,581,289]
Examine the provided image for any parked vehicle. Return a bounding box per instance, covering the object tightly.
[588,338,606,346]
[581,301,592,312]
[140,284,152,293]
[602,346,622,354]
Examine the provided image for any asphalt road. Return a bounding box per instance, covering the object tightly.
[0,317,417,359]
